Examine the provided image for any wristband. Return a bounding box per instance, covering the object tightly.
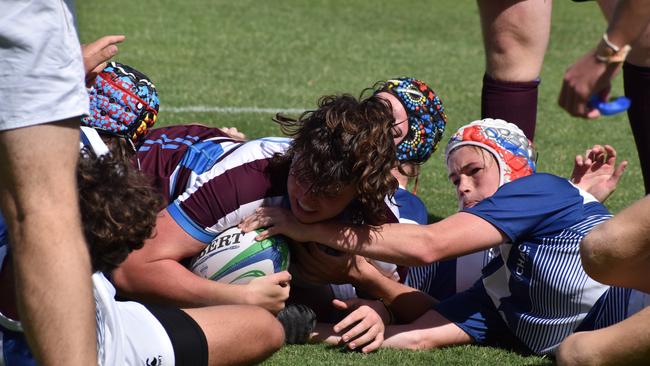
[595,33,631,64]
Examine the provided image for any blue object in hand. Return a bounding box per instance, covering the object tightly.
[588,95,631,116]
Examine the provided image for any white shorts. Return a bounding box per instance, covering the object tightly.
[0,0,88,131]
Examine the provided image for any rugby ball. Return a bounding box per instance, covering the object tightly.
[189,226,290,284]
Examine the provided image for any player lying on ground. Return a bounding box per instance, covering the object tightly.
[280,141,627,353]
[0,125,284,365]
[240,118,639,355]
[109,76,424,314]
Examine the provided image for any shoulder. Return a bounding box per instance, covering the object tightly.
[394,188,428,225]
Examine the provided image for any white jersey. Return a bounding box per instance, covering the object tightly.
[93,273,175,366]
[0,0,88,130]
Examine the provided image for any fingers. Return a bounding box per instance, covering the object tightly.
[338,311,383,350]
[82,35,125,75]
[331,298,350,311]
[333,305,367,333]
[360,333,384,353]
[347,324,383,352]
[612,160,628,182]
[266,270,292,285]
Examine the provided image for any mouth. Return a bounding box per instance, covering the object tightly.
[297,199,317,213]
[462,200,477,209]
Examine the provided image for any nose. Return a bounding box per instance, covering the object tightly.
[456,175,471,196]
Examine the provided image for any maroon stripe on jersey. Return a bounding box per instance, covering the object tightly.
[178,158,289,230]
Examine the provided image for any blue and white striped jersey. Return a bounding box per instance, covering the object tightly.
[464,173,628,354]
[400,187,501,301]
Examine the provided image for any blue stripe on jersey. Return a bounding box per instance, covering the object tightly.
[578,286,632,331]
[177,141,226,175]
[406,260,457,300]
[501,213,613,354]
[166,203,214,243]
[139,134,200,152]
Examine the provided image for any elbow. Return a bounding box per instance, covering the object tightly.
[556,333,600,366]
[580,228,618,284]
[412,250,438,266]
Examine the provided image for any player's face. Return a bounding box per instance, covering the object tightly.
[376,92,409,145]
[447,146,500,210]
[286,164,357,224]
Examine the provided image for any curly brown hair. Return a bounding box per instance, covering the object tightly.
[273,94,398,225]
[77,144,163,273]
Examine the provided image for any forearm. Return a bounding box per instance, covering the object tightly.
[556,306,650,366]
[351,264,437,323]
[112,260,246,308]
[606,0,650,48]
[309,222,439,266]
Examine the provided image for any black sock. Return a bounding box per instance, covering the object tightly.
[481,73,540,141]
[623,62,650,194]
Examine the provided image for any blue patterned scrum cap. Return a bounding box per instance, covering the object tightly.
[375,77,447,164]
[82,62,159,143]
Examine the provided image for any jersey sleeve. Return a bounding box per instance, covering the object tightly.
[462,174,586,242]
[167,139,291,243]
[394,188,429,225]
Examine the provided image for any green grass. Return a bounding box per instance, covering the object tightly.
[77,1,643,364]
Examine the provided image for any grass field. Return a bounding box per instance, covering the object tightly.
[77,1,644,364]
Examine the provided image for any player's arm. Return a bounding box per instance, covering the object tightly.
[579,195,650,293]
[111,208,289,312]
[241,208,507,266]
[556,306,650,366]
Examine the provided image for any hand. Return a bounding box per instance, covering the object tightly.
[571,144,627,202]
[81,35,126,84]
[290,243,368,286]
[332,298,387,353]
[558,48,622,118]
[239,207,310,242]
[243,271,291,314]
[220,127,247,140]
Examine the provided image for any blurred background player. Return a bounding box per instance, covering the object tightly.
[0,3,124,363]
[559,0,650,194]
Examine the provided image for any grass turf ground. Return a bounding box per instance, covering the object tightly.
[77,1,644,364]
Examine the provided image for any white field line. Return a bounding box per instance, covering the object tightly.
[163,106,307,114]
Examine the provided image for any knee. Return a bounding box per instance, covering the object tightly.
[252,307,285,352]
[580,229,615,283]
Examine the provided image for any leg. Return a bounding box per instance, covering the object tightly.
[0,120,96,365]
[556,306,650,366]
[477,0,553,140]
[184,305,285,366]
[382,309,472,350]
[598,0,650,194]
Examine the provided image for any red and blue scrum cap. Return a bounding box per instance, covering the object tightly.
[445,118,537,186]
[82,62,159,144]
[375,77,447,164]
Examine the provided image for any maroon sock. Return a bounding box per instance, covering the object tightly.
[623,62,650,194]
[481,73,540,141]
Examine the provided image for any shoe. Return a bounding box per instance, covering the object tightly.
[277,303,317,344]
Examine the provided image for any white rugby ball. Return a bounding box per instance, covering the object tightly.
[189,226,290,284]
